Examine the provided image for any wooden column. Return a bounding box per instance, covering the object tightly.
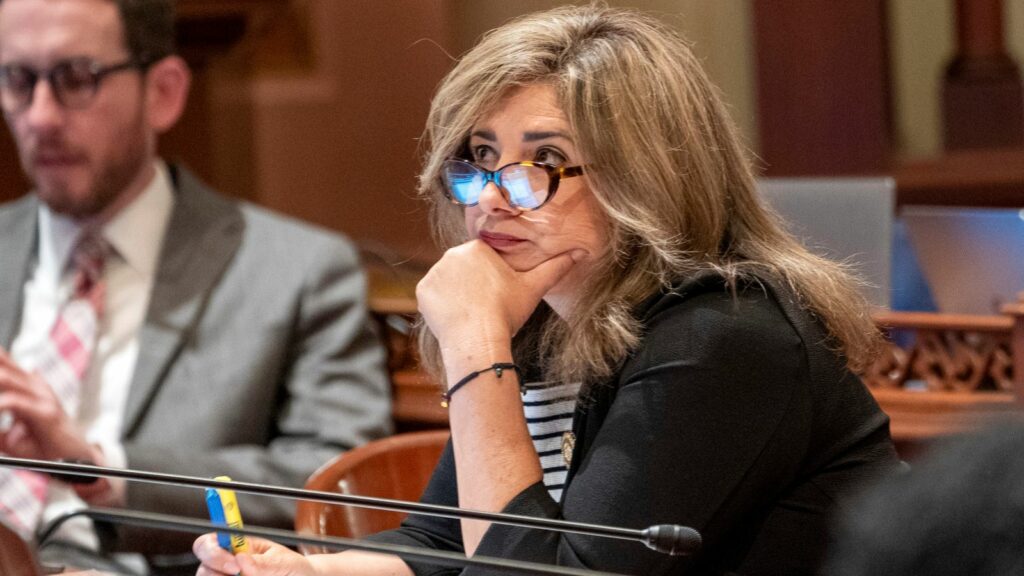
[752,1,891,175]
[943,0,1024,150]
[0,126,29,204]
[163,1,283,199]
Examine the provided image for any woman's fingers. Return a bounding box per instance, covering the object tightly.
[519,250,582,297]
[197,567,233,576]
[193,533,240,575]
[418,240,583,348]
[194,534,313,576]
[235,548,314,576]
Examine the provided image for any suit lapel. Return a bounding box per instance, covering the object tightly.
[0,197,39,348]
[122,166,244,436]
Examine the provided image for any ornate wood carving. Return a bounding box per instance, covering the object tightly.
[866,310,1023,444]
[865,327,1012,392]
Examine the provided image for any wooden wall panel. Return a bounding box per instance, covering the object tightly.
[753,0,892,175]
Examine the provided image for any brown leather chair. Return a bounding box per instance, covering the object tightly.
[0,521,41,576]
[295,429,449,553]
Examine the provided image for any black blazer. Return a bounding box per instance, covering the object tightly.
[373,272,899,575]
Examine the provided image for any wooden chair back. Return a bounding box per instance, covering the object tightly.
[0,521,40,576]
[295,429,449,553]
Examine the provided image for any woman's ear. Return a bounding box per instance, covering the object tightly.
[144,55,191,133]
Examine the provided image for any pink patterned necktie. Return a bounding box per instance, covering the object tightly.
[0,233,108,539]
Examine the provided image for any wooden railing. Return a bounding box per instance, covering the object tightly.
[866,307,1024,443]
[370,279,1024,438]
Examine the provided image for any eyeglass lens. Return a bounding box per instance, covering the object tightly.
[0,59,120,111]
[443,160,549,210]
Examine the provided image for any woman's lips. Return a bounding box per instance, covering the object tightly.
[479,230,526,250]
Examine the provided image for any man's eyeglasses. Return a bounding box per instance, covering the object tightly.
[0,57,144,112]
[441,158,586,211]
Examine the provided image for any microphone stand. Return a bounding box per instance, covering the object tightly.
[41,507,625,576]
[0,455,701,556]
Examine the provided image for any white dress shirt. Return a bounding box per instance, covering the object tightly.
[10,161,174,547]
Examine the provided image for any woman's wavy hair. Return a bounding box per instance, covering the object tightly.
[417,4,880,386]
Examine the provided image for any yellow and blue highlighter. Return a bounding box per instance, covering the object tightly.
[204,475,250,554]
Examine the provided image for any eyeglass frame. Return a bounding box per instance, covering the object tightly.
[440,157,587,212]
[0,56,150,113]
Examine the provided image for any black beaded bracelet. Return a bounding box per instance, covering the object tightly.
[440,362,523,408]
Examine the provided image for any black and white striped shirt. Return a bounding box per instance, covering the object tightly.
[521,381,581,502]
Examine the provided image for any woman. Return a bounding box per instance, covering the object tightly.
[196,5,898,575]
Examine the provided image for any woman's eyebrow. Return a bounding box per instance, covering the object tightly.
[523,130,572,142]
[469,129,573,143]
[469,129,496,141]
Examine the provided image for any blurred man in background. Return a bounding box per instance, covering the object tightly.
[0,0,390,572]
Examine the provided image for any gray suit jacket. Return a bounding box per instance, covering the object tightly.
[0,165,391,554]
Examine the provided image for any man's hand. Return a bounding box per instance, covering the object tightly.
[0,348,94,462]
[0,347,117,504]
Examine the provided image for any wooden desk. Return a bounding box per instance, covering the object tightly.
[0,521,40,576]
[866,308,1024,450]
[368,265,1024,438]
[895,148,1024,208]
[366,261,448,429]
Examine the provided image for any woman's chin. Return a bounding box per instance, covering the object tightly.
[499,252,542,272]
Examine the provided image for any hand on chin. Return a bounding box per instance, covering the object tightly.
[417,241,582,346]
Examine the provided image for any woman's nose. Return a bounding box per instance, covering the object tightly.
[476,180,518,216]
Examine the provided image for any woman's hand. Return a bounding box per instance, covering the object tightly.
[416,240,579,352]
[194,533,315,576]
[417,240,579,552]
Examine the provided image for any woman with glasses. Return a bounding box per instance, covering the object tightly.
[195,5,898,575]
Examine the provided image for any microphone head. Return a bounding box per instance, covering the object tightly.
[640,524,702,556]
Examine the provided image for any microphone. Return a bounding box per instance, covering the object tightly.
[0,455,701,556]
[43,507,625,576]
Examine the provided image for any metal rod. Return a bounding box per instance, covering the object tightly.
[70,507,626,576]
[0,455,699,555]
